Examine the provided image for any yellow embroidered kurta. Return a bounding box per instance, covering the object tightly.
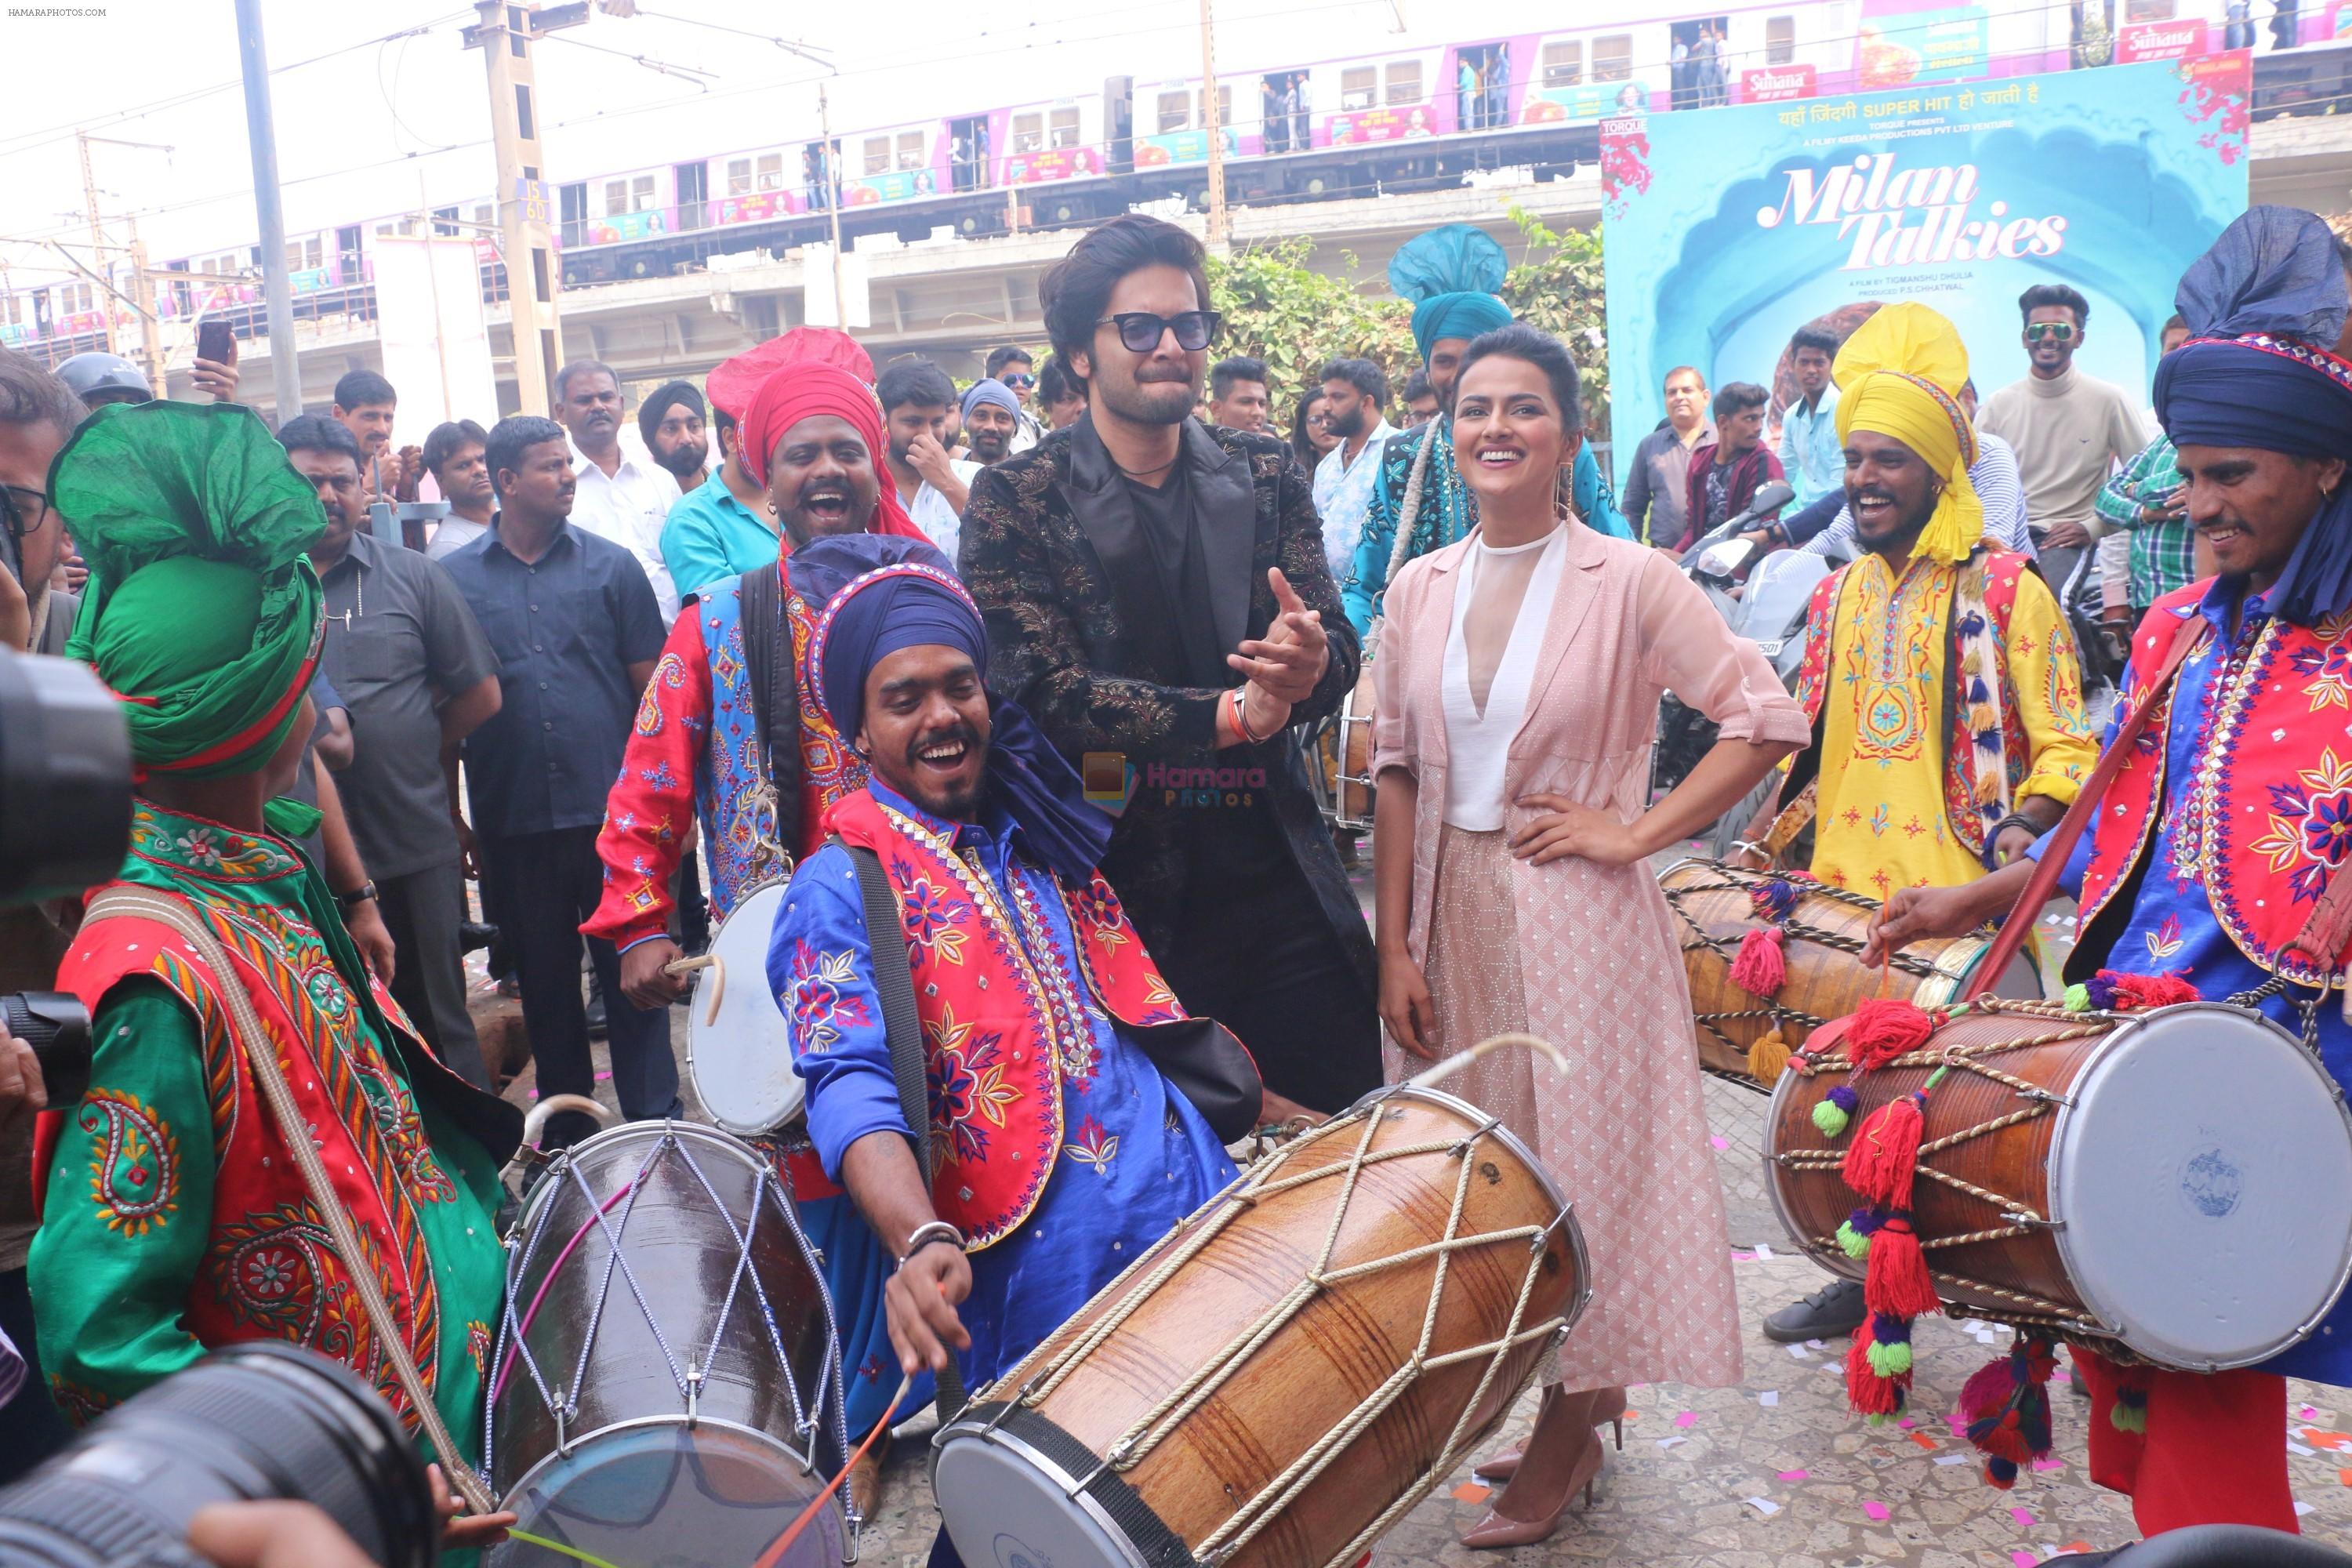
[1802,550,2093,897]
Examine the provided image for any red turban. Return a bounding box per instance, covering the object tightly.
[739,361,926,544]
[706,328,875,423]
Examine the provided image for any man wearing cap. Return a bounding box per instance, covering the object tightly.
[769,544,1246,1457]
[1343,224,1627,637]
[956,376,1022,468]
[1748,303,2094,1345]
[27,401,517,1549]
[1865,206,2352,1541]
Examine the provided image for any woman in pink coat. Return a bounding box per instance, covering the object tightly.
[1371,326,1809,1546]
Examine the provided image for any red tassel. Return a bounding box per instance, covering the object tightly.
[1975,1406,2034,1465]
[1729,927,1788,997]
[1841,1095,1924,1208]
[1956,1355,2016,1424]
[1845,1321,1901,1415]
[2110,971,2200,1012]
[1864,1217,1942,1319]
[1846,997,1937,1071]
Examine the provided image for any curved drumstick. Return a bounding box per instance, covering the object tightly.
[1404,1031,1568,1091]
[665,951,722,1026]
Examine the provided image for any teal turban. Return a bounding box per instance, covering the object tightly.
[1389,223,1515,362]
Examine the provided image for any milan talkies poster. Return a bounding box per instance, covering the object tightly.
[1599,54,2252,486]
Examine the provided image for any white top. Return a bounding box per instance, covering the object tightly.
[1441,524,1569,832]
[906,458,984,566]
[568,438,683,622]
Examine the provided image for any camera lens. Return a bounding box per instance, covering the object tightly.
[0,652,133,908]
[2,993,90,1107]
[0,1341,441,1568]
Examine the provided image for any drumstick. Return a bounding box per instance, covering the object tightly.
[503,1529,626,1568]
[1404,1031,1568,1091]
[664,952,723,1025]
[752,1374,912,1568]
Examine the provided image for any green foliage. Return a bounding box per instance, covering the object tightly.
[1498,204,1612,441]
[1204,238,1417,414]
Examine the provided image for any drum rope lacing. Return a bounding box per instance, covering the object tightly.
[488,1130,858,1525]
[993,1098,1574,1568]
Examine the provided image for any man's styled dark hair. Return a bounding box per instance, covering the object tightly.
[553,359,619,401]
[331,369,395,411]
[0,349,87,435]
[278,412,364,465]
[1039,214,1213,394]
[1320,357,1388,407]
[2018,283,2091,328]
[1402,366,1435,405]
[1036,354,1077,406]
[876,358,958,416]
[1456,326,1584,434]
[1711,382,1769,420]
[1210,356,1268,401]
[985,345,1034,377]
[421,419,490,480]
[484,414,569,493]
[1788,325,1840,360]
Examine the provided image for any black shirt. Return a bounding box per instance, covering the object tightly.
[440,519,666,840]
[1123,462,1227,688]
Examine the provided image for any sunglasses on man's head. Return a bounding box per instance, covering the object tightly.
[1000,372,1036,390]
[2025,321,2078,343]
[1097,310,1223,354]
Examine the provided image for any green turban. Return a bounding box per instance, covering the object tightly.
[1389,223,1515,362]
[58,401,326,779]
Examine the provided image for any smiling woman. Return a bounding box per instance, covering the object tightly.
[1367,325,1810,1548]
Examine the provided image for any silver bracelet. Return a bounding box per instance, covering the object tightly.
[898,1220,965,1265]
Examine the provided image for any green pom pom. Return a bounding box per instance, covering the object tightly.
[1865,1411,1896,1427]
[1867,1339,1915,1377]
[2063,982,2092,1013]
[1813,1100,1852,1138]
[1837,1220,1874,1259]
[2110,1401,2147,1434]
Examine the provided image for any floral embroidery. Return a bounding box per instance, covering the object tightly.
[128,804,300,883]
[2250,746,2352,902]
[783,940,870,1052]
[1064,1116,1119,1175]
[467,1321,492,1377]
[1073,877,1130,950]
[2289,612,2352,710]
[925,1004,1020,1168]
[80,1088,179,1237]
[638,760,679,792]
[2144,911,2186,963]
[896,874,972,968]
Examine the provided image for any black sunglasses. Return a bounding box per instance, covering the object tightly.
[1097,310,1222,354]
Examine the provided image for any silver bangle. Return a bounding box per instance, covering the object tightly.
[898,1220,965,1265]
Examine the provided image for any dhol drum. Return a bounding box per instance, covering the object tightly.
[1658,858,2043,1091]
[488,1121,854,1568]
[1766,998,2352,1370]
[685,879,803,1137]
[1309,669,1377,833]
[931,1084,1589,1568]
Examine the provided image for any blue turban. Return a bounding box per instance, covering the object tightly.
[960,377,1022,424]
[1389,223,1515,363]
[2174,205,2350,347]
[809,543,1111,880]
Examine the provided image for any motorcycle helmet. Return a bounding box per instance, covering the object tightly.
[56,351,153,408]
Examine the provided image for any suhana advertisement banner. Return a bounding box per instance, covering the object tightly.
[1599,55,2250,489]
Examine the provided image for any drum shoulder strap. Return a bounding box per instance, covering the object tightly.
[836,837,969,1422]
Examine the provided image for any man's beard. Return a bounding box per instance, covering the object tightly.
[1851,486,1932,555]
[655,440,707,480]
[1327,405,1367,440]
[891,717,989,818]
[968,428,1009,463]
[1099,365,1196,427]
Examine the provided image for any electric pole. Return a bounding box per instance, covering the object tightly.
[1199,0,1228,246]
[467,0,585,416]
[127,220,165,394]
[74,133,118,358]
[234,0,303,419]
[817,82,848,325]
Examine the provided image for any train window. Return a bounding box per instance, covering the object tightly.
[758,153,784,190]
[728,157,753,195]
[1341,66,1376,110]
[1592,34,1633,81]
[1158,90,1189,132]
[0,296,19,327]
[1197,84,1233,127]
[1542,41,1582,86]
[1051,106,1080,147]
[431,207,460,237]
[1385,60,1422,105]
[56,283,92,314]
[1765,15,1795,63]
[285,236,324,270]
[864,136,891,175]
[1013,111,1044,153]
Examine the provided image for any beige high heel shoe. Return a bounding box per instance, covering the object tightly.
[1472,1385,1624,1483]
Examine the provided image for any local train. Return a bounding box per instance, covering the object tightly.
[4,0,2343,360]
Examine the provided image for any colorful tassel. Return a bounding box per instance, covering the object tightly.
[2062,982,2092,1012]
[1863,1214,1940,1318]
[1747,1028,1792,1083]
[1864,1312,1914,1375]
[2111,1384,2149,1434]
[1748,877,1801,924]
[1984,1455,2020,1490]
[1837,1218,1873,1258]
[1846,997,1936,1071]
[2085,972,2121,1011]
[1730,926,1788,997]
[2109,971,2200,1011]
[1813,1083,1860,1138]
[1963,1338,2058,1490]
[1956,611,1986,639]
[1842,1094,1925,1208]
[1844,1318,1908,1417]
[1956,1356,2018,1425]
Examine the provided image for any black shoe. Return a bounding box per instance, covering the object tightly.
[586,990,608,1040]
[1762,1277,1867,1342]
[459,920,499,955]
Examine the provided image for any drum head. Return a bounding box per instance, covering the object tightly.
[492,1421,845,1568]
[2054,1003,2352,1370]
[933,1425,1145,1568]
[688,882,804,1136]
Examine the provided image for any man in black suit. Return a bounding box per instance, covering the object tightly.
[959,215,1380,1116]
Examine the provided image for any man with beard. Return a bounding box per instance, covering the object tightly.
[638,379,710,495]
[1309,356,1394,585]
[959,213,1375,1116]
[1745,303,2094,1345]
[421,419,495,561]
[556,359,682,622]
[877,359,980,561]
[956,376,1022,466]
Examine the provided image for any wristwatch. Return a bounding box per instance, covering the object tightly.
[335,880,379,912]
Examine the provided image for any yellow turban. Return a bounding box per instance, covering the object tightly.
[1831,302,1984,564]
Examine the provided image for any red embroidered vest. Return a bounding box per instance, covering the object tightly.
[2079,589,2352,985]
[45,888,463,1429]
[826,789,1186,1249]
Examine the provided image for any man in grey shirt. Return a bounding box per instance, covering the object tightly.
[1621,364,1715,547]
[283,415,504,1088]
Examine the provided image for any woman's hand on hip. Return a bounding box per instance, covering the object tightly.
[1511,794,1644,866]
[1378,947,1439,1060]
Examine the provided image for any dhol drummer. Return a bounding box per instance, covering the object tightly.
[26,399,518,1553]
[1741,303,2096,1347]
[1864,205,2352,1540]
[765,551,1245,1564]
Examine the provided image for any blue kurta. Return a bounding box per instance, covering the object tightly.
[2035,575,2352,1387]
[766,781,1238,1432]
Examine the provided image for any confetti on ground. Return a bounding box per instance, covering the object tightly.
[2013,1552,2040,1568]
[1777,1468,1809,1482]
[2303,1429,2352,1451]
[2340,1468,2352,1488]
[1674,1411,1698,1428]
[2297,1501,2317,1517]
[2292,1441,2317,1457]
[1787,1345,1814,1360]
[2034,1457,2066,1472]
[2012,1507,2037,1528]
[1806,1339,1824,1349]
[1450,1483,1489,1504]
[1744,1497,1780,1516]
[1862,1501,1891,1521]
[1759,1391,1779,1407]
[1935,1455,1970,1467]
[1897,1417,1917,1429]
[2303,1404,2320,1419]
[1910,1432,1939,1450]
[1656,1436,1687,1450]
[1711,1134,1730,1149]
[1755,1242,1774,1258]
[594,1069,612,1081]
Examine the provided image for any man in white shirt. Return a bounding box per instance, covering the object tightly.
[556,359,682,622]
[877,358,980,564]
[1310,357,1395,585]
